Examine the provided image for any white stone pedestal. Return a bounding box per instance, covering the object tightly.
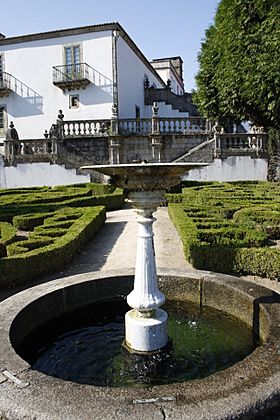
[125,190,168,353]
[125,309,168,352]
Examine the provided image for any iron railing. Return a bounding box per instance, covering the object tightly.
[0,72,12,91]
[53,63,90,83]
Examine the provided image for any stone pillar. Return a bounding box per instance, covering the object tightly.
[151,137,162,162]
[151,102,162,162]
[56,110,65,142]
[109,137,120,164]
[151,102,160,134]
[111,103,119,135]
[125,190,168,353]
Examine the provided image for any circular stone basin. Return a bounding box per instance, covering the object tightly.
[80,163,208,191]
[18,299,255,387]
[1,269,280,419]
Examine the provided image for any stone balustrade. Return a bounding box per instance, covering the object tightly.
[118,118,152,135]
[4,138,58,163]
[157,117,207,134]
[215,132,267,149]
[63,119,111,137]
[62,116,207,137]
[214,132,268,158]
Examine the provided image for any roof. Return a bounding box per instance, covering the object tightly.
[0,22,166,88]
[152,56,183,64]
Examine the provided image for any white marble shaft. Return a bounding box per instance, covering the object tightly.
[80,163,208,352]
[127,191,165,313]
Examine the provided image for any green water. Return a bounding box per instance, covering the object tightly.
[19,299,256,387]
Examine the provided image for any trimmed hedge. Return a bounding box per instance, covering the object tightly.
[168,182,280,280]
[1,206,106,287]
[0,222,17,258]
[0,185,124,222]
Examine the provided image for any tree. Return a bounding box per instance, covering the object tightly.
[194,0,280,180]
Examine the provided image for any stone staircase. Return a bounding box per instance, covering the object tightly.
[144,87,199,115]
[174,138,215,163]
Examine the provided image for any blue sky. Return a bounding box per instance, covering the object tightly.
[0,0,219,90]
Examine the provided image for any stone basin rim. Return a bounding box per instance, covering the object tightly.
[0,269,280,419]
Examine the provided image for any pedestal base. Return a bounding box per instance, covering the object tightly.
[125,308,168,352]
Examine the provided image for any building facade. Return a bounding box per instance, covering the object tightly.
[0,23,191,142]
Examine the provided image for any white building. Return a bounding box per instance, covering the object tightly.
[0,23,190,142]
[151,57,184,95]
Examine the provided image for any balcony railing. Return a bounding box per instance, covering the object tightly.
[63,119,111,137]
[61,116,207,137]
[0,72,13,97]
[214,132,268,157]
[119,118,152,135]
[4,138,58,164]
[53,63,91,92]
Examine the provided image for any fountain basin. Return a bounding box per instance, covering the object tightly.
[1,269,280,419]
[80,162,208,191]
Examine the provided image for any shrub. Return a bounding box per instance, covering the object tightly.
[1,206,106,287]
[0,222,17,258]
[12,212,51,230]
[168,182,280,280]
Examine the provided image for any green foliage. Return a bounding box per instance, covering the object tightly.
[0,222,17,258]
[168,182,280,279]
[0,182,124,288]
[0,184,124,222]
[1,207,106,287]
[194,0,280,130]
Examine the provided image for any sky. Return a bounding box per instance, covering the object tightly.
[0,0,219,91]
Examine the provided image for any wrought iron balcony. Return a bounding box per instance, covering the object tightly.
[0,72,13,97]
[53,63,91,92]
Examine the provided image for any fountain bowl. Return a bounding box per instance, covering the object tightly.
[80,162,208,191]
[1,269,280,419]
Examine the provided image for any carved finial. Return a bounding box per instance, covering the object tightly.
[152,102,159,117]
[212,121,224,134]
[144,76,150,89]
[112,103,118,117]
[57,110,64,121]
[6,121,19,141]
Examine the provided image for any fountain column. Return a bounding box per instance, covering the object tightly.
[80,162,208,353]
[125,190,168,352]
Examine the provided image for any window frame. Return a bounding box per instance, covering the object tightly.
[69,94,80,109]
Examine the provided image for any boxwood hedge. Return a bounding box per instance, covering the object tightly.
[1,206,106,287]
[168,181,280,280]
[0,181,124,288]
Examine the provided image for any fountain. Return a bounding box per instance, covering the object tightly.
[80,162,208,353]
[0,162,280,418]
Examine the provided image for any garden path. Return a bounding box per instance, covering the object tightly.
[0,205,279,302]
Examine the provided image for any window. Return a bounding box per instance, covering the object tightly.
[69,94,79,109]
[0,106,6,137]
[64,45,81,77]
[0,54,3,84]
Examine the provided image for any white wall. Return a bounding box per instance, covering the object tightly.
[117,36,165,118]
[0,156,267,189]
[0,159,90,188]
[184,156,268,182]
[0,31,113,139]
[155,67,184,95]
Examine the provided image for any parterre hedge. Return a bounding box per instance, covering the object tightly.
[168,181,280,280]
[0,182,124,288]
[1,206,106,287]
